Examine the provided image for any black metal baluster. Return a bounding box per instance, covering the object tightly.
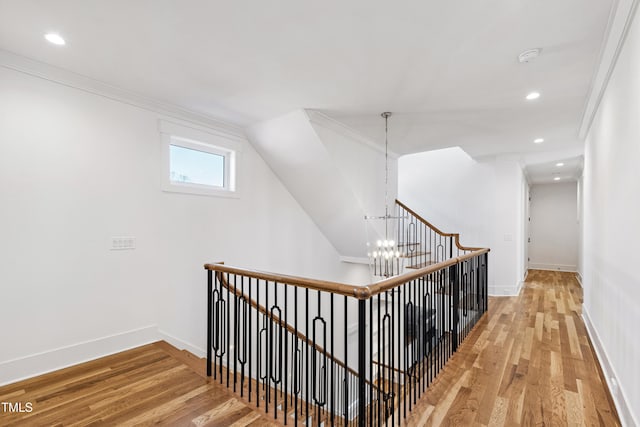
[370,296,374,426]
[357,299,366,427]
[344,296,348,425]
[285,283,288,424]
[305,288,309,425]
[427,275,432,386]
[265,281,270,413]
[416,276,422,400]
[207,270,212,377]
[436,270,442,375]
[392,286,402,425]
[425,277,430,390]
[271,282,282,419]
[330,293,335,426]
[257,278,261,407]
[213,272,226,383]
[233,275,238,393]
[420,278,424,391]
[294,286,299,426]
[249,277,253,403]
[212,275,219,381]
[384,298,391,426]
[226,273,231,387]
[464,261,468,340]
[402,282,407,418]
[453,264,459,355]
[376,293,381,427]
[238,278,248,397]
[485,253,489,314]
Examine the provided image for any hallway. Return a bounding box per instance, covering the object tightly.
[404,270,619,426]
[0,271,619,426]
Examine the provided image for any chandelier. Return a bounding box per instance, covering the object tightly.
[365,112,405,278]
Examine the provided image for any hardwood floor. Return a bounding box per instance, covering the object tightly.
[0,342,280,426]
[0,270,620,426]
[403,270,620,426]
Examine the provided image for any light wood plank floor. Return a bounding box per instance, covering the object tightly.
[0,342,280,426]
[0,270,620,426]
[403,270,620,426]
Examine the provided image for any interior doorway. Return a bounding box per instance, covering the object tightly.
[528,182,579,272]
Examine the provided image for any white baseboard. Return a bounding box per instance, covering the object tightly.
[528,263,577,272]
[0,325,158,387]
[576,271,583,285]
[582,308,638,427]
[489,280,523,296]
[157,330,205,358]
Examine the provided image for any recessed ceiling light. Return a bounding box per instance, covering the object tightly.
[554,177,561,181]
[526,91,541,100]
[534,138,544,144]
[556,162,565,167]
[44,33,65,45]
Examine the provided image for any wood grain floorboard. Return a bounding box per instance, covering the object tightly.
[402,270,620,426]
[0,271,620,426]
[0,343,280,426]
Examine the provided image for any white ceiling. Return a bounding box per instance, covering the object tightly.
[0,0,614,183]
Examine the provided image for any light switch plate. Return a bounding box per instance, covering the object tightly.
[111,237,136,250]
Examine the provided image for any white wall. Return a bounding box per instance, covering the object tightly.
[528,182,578,272]
[0,66,368,385]
[577,175,584,282]
[492,159,527,295]
[398,147,527,295]
[520,172,528,279]
[246,110,396,261]
[581,5,640,424]
[308,111,397,220]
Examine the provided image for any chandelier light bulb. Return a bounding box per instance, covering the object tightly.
[377,240,382,247]
[389,240,395,247]
[395,251,400,258]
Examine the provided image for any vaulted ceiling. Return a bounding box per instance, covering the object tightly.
[0,0,614,182]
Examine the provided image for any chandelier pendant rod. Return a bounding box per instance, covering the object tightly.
[382,112,392,239]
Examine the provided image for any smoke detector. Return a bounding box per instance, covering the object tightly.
[518,48,542,63]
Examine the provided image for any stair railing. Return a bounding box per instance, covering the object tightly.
[395,199,483,272]
[205,203,489,426]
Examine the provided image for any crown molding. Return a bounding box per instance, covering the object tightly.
[305,109,400,159]
[579,0,640,139]
[0,49,246,139]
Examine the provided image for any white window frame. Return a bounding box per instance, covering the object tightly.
[160,120,241,198]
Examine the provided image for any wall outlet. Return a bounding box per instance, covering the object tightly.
[110,237,136,250]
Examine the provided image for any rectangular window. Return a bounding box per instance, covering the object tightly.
[169,144,225,187]
[160,120,240,197]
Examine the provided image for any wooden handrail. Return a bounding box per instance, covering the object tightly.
[395,199,483,251]
[204,263,370,299]
[205,247,489,300]
[367,248,490,295]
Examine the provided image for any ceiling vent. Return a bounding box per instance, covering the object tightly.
[518,48,542,63]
